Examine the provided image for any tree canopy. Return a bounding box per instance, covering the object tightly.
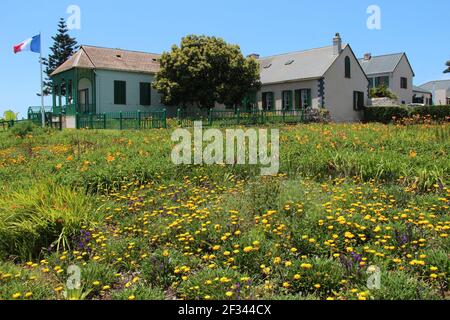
[42,18,79,95]
[2,110,19,121]
[444,61,450,73]
[154,35,261,110]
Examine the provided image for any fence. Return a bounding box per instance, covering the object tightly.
[76,110,167,130]
[177,108,309,127]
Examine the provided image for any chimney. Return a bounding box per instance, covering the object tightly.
[364,53,372,61]
[247,53,260,60]
[333,33,342,55]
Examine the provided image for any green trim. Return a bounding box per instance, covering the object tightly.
[282,90,293,110]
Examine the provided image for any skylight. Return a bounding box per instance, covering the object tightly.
[285,59,294,65]
[263,63,272,69]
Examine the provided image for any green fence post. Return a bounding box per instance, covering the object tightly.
[89,113,93,129]
[163,109,167,128]
[237,108,241,125]
[59,113,63,131]
[208,109,213,126]
[282,109,286,123]
[137,110,141,130]
[177,108,182,126]
[103,113,107,129]
[76,112,79,129]
[119,111,123,130]
[301,106,305,122]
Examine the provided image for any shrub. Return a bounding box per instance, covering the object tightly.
[364,106,410,123]
[10,121,37,138]
[411,105,450,120]
[370,85,397,99]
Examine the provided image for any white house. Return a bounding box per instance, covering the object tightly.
[51,34,371,124]
[254,34,369,122]
[359,53,415,105]
[412,86,432,105]
[51,45,171,118]
[420,80,450,105]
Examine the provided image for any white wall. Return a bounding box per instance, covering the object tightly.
[323,45,368,122]
[391,55,414,104]
[95,70,165,113]
[78,78,93,104]
[434,89,448,105]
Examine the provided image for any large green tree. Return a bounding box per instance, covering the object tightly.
[154,35,261,110]
[42,18,79,95]
[444,61,450,73]
[3,110,19,121]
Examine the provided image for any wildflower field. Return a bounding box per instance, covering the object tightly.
[0,122,449,300]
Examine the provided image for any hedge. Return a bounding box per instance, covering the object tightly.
[410,105,450,120]
[364,105,450,123]
[363,106,410,124]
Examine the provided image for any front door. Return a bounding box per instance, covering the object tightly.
[78,89,89,114]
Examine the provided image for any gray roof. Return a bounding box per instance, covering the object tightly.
[359,53,405,75]
[258,45,345,84]
[420,79,450,91]
[413,86,431,94]
[52,45,161,76]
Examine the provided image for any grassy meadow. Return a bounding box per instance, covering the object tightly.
[0,122,449,300]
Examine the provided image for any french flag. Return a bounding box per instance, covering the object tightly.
[14,34,41,54]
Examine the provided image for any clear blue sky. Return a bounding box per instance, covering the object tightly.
[1,0,449,118]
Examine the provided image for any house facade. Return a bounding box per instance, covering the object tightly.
[253,34,369,122]
[359,53,414,105]
[420,80,450,105]
[50,46,171,123]
[412,86,432,105]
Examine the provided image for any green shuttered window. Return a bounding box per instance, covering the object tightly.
[114,81,126,105]
[262,92,274,111]
[140,82,152,106]
[282,90,293,110]
[295,89,312,110]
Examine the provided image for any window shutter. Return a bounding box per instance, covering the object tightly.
[295,90,301,110]
[307,89,312,108]
[140,82,151,106]
[288,91,293,110]
[114,81,126,105]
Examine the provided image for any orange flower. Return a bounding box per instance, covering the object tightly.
[106,155,116,163]
[409,150,417,158]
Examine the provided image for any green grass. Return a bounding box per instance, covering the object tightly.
[0,122,448,300]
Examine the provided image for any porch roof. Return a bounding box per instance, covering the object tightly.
[51,45,161,76]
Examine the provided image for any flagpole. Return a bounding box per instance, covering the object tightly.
[39,32,45,128]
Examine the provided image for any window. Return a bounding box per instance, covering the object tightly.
[368,78,374,88]
[114,81,126,105]
[140,82,152,106]
[345,56,351,78]
[285,59,294,65]
[282,91,293,110]
[262,92,274,111]
[295,89,312,110]
[375,76,389,87]
[401,77,408,89]
[353,91,365,111]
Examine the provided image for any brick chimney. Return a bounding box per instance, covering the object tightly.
[364,53,372,61]
[333,33,342,55]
